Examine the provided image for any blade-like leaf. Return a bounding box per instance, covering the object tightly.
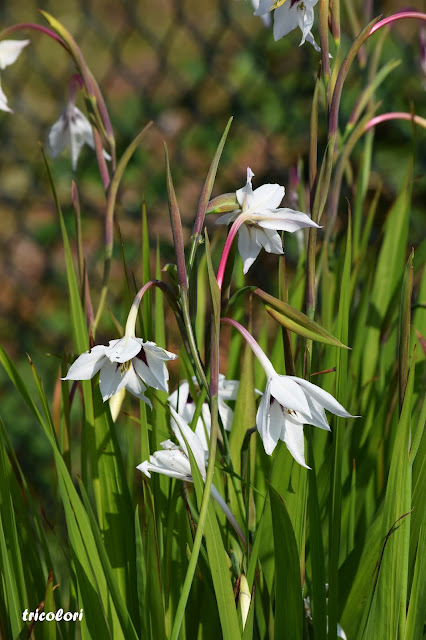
[269,485,304,640]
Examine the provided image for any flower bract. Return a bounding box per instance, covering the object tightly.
[216,167,319,273]
[63,336,177,405]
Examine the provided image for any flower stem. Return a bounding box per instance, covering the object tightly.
[369,11,426,35]
[217,213,249,290]
[365,111,426,132]
[221,317,275,378]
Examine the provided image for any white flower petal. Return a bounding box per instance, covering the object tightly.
[0,81,12,113]
[236,168,255,208]
[168,380,190,414]
[301,395,331,431]
[152,449,192,478]
[106,337,142,363]
[304,30,321,52]
[48,114,69,157]
[124,365,152,407]
[257,209,319,232]
[0,40,29,70]
[217,376,239,400]
[137,448,192,481]
[288,377,354,418]
[48,104,110,170]
[218,398,234,431]
[270,375,312,417]
[257,227,283,255]
[273,3,299,40]
[99,359,126,401]
[251,183,284,211]
[282,414,310,468]
[238,224,262,274]
[63,345,108,380]
[170,407,207,477]
[256,382,276,454]
[254,0,274,16]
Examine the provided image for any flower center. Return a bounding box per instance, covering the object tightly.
[120,360,132,375]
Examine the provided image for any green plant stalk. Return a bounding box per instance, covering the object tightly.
[319,0,331,97]
[170,320,220,640]
[325,103,380,240]
[180,287,209,394]
[331,0,340,49]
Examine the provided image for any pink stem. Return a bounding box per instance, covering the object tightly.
[0,23,67,50]
[221,317,275,376]
[369,11,426,35]
[216,214,247,290]
[365,111,426,132]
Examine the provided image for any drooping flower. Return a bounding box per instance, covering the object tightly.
[254,0,320,51]
[221,317,356,466]
[168,374,239,448]
[216,168,319,274]
[49,104,111,170]
[0,39,30,113]
[257,365,354,465]
[63,337,177,404]
[63,292,177,404]
[137,407,246,544]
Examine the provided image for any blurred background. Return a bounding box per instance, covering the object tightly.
[0,0,425,486]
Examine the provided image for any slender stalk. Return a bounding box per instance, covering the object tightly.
[365,111,426,132]
[318,0,331,97]
[170,263,222,640]
[181,288,209,394]
[217,214,249,290]
[0,23,67,48]
[369,11,426,35]
[331,0,341,48]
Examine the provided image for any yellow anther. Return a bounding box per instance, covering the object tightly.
[120,360,131,375]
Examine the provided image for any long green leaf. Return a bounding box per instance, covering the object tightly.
[269,485,304,639]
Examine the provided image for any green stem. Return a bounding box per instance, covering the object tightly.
[170,287,220,640]
[180,288,209,395]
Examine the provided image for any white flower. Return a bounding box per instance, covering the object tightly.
[48,104,110,170]
[138,407,246,543]
[216,168,319,273]
[138,407,208,480]
[257,369,355,465]
[254,0,320,51]
[168,374,239,448]
[63,336,177,404]
[0,39,30,113]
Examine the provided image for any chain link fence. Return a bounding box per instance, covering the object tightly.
[0,0,424,358]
